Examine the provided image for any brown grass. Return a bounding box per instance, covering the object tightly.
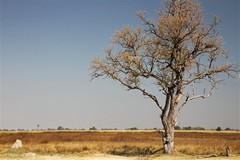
[0,130,239,156]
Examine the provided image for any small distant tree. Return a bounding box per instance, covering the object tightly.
[194,127,205,130]
[91,0,239,154]
[183,126,192,130]
[216,126,222,131]
[225,127,231,131]
[57,126,64,130]
[174,126,181,130]
[126,127,138,130]
[89,126,97,130]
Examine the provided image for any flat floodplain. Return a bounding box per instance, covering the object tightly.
[0,130,240,159]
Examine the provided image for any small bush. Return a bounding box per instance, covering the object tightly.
[57,126,64,130]
[174,126,181,130]
[89,126,97,130]
[125,127,138,130]
[108,145,160,156]
[182,126,192,130]
[216,127,222,131]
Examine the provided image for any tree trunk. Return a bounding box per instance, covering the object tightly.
[161,120,175,154]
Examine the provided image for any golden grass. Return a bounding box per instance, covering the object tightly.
[0,130,239,157]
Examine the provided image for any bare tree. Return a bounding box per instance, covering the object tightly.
[90,0,239,154]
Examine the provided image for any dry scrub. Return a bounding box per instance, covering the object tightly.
[0,130,239,157]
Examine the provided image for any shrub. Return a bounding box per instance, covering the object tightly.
[216,127,222,131]
[125,127,138,130]
[57,126,64,130]
[182,126,192,130]
[89,126,97,130]
[174,126,181,130]
[108,145,160,156]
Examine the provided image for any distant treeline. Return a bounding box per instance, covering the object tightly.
[174,126,206,130]
[0,126,236,131]
[174,126,233,131]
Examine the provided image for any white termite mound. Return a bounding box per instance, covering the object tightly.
[12,139,22,149]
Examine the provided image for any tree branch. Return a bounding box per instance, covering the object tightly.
[113,76,163,111]
[174,87,213,122]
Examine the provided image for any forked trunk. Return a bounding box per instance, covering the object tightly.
[161,121,174,154]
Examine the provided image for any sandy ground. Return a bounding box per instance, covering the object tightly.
[1,153,240,160]
[0,153,133,160]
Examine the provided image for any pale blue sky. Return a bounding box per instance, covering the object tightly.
[0,0,239,130]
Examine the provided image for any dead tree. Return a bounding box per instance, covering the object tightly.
[91,0,239,153]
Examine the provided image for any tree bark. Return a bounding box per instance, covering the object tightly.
[161,119,175,154]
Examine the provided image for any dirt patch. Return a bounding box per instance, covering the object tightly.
[1,153,240,160]
[0,153,135,160]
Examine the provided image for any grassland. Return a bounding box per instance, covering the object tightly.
[0,130,239,159]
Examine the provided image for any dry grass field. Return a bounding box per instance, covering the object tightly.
[0,130,240,159]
